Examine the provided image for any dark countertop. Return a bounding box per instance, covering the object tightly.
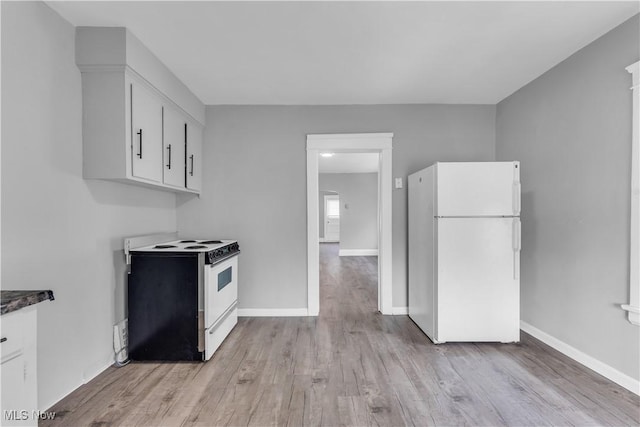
[1,290,54,315]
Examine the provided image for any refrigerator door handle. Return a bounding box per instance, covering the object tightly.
[513,218,521,279]
[513,182,521,215]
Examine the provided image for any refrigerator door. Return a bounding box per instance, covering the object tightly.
[408,167,436,340]
[436,162,520,217]
[436,217,520,343]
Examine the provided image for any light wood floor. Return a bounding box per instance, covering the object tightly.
[45,243,639,426]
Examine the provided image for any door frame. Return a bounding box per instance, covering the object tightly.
[323,194,340,242]
[306,133,393,315]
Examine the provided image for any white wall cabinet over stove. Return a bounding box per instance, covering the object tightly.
[76,27,205,194]
[186,118,203,193]
[131,80,164,183]
[162,104,187,188]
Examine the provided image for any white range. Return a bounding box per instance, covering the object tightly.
[125,236,240,361]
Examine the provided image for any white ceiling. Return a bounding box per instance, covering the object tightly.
[47,1,639,105]
[319,153,379,174]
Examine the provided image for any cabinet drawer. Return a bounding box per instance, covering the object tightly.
[1,310,24,362]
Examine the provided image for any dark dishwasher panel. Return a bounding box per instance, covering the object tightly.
[128,253,202,361]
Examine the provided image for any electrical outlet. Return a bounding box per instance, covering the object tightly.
[113,319,128,363]
[120,319,128,349]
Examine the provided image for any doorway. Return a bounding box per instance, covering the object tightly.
[323,194,340,242]
[306,133,393,316]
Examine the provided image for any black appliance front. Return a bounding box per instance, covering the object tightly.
[128,253,202,361]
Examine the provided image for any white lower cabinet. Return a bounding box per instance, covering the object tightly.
[0,307,38,427]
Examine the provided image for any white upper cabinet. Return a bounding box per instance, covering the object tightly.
[76,27,205,194]
[131,81,163,183]
[186,120,203,192]
[163,105,187,189]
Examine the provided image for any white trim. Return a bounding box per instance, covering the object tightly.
[319,238,339,243]
[392,306,408,315]
[307,133,393,316]
[625,61,640,327]
[378,142,393,314]
[339,249,378,257]
[521,321,640,395]
[307,133,393,152]
[307,148,321,316]
[237,308,308,317]
[307,133,394,142]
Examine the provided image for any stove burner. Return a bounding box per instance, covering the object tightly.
[200,240,222,244]
[179,240,197,243]
[154,245,177,249]
[184,245,208,249]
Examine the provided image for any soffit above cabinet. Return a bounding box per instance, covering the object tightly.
[76,27,205,127]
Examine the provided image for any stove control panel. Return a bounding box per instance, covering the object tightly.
[206,242,240,265]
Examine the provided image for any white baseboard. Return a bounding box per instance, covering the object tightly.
[319,238,339,243]
[339,249,378,257]
[40,358,113,411]
[237,308,309,317]
[392,306,408,315]
[521,321,640,396]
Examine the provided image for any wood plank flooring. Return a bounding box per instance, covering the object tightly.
[44,243,639,426]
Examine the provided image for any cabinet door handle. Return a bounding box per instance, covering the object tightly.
[1,337,7,343]
[137,129,143,159]
[166,144,172,169]
[190,154,194,176]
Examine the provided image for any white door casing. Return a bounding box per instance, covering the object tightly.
[623,61,640,326]
[307,133,393,316]
[324,194,340,242]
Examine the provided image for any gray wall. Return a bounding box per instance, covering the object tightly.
[177,105,495,310]
[319,173,378,251]
[496,14,640,381]
[1,2,177,409]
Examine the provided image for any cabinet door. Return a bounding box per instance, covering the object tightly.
[162,106,187,189]
[186,121,203,192]
[131,82,163,183]
[1,308,37,427]
[1,354,29,426]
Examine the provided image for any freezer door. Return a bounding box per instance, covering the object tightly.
[436,217,520,343]
[408,167,436,340]
[436,162,520,217]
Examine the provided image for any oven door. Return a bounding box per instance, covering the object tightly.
[203,255,238,360]
[204,255,238,328]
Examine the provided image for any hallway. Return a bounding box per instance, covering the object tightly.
[318,243,378,319]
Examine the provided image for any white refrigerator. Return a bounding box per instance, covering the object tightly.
[408,161,521,343]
